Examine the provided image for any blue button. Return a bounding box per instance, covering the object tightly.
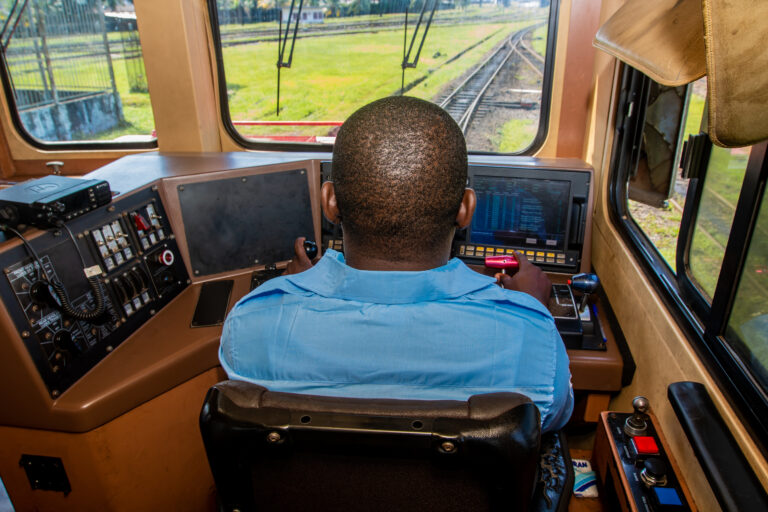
[654,487,683,506]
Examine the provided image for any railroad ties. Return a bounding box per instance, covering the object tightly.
[439,23,545,135]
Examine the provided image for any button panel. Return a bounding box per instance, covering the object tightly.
[456,244,575,269]
[603,412,693,511]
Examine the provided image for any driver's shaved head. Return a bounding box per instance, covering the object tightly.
[331,96,467,260]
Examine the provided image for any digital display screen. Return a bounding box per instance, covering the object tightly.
[470,175,570,250]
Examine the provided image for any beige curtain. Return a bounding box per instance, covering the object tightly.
[594,0,768,147]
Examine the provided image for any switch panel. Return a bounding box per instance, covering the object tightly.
[594,409,696,511]
[0,186,188,397]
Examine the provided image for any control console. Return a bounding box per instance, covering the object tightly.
[593,397,696,511]
[0,186,189,398]
[455,164,591,274]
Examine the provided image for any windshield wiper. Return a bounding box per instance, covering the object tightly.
[276,0,304,116]
[401,0,439,93]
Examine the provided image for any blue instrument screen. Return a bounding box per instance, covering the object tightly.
[470,175,571,251]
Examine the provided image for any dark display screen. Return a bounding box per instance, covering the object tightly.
[470,175,571,250]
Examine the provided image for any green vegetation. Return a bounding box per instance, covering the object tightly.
[222,18,534,137]
[531,25,546,57]
[93,57,155,140]
[689,145,749,297]
[494,118,536,153]
[628,200,682,268]
[682,90,706,139]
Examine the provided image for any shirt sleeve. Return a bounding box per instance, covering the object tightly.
[541,331,574,433]
[218,313,238,378]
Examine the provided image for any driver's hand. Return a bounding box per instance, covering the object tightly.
[284,237,315,275]
[495,252,551,307]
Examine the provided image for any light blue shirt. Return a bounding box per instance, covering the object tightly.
[220,250,573,432]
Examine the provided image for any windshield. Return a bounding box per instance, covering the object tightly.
[211,0,555,152]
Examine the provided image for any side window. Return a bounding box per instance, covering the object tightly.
[626,77,749,302]
[688,146,749,299]
[611,66,768,446]
[0,1,156,145]
[627,78,706,271]
[727,194,768,390]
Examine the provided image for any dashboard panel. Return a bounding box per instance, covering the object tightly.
[0,153,621,434]
[0,186,188,398]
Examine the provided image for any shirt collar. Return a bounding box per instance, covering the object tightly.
[284,249,495,304]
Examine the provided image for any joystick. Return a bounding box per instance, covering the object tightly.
[485,254,519,274]
[569,273,600,312]
[624,396,650,436]
[303,240,318,260]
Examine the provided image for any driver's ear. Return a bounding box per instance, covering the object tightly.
[455,188,476,228]
[321,181,341,224]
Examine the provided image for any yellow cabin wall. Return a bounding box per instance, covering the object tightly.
[0,1,765,509]
[582,2,768,510]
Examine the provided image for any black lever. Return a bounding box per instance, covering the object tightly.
[570,273,600,312]
[303,240,318,260]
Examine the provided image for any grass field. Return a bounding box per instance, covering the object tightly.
[221,19,535,138]
[494,118,536,153]
[531,25,546,57]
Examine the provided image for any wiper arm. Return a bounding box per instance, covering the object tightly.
[276,0,305,116]
[400,0,439,92]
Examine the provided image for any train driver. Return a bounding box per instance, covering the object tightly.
[219,96,573,432]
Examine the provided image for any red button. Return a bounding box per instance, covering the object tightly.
[632,436,660,455]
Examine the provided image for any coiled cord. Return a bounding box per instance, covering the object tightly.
[49,275,105,321]
[1,222,106,320]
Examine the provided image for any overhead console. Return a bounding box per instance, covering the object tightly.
[0,186,189,398]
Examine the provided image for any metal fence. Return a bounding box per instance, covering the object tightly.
[1,0,119,112]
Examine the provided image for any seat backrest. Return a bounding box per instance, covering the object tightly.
[200,380,542,512]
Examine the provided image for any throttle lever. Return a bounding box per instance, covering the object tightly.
[485,254,519,274]
[569,273,599,312]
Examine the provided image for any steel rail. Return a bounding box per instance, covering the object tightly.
[440,24,542,134]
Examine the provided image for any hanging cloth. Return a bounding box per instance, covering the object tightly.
[594,0,768,147]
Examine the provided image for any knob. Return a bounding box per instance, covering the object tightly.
[303,240,318,260]
[53,330,81,355]
[640,458,668,486]
[29,280,54,305]
[569,273,600,312]
[624,396,650,436]
[157,249,175,266]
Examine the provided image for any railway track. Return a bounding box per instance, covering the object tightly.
[438,23,545,133]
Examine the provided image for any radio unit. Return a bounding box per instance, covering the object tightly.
[0,176,112,229]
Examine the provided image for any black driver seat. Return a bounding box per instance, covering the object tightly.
[200,380,572,512]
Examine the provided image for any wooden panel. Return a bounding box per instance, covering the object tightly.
[557,0,603,158]
[0,368,223,512]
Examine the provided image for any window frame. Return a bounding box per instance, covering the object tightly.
[0,23,157,151]
[609,65,768,454]
[207,0,560,155]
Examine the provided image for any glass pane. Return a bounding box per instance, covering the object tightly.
[726,194,768,391]
[213,0,554,152]
[628,78,707,270]
[688,146,750,299]
[0,1,155,143]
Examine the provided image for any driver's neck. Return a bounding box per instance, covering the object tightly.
[342,237,453,271]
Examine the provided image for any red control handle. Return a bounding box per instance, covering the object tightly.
[485,254,519,271]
